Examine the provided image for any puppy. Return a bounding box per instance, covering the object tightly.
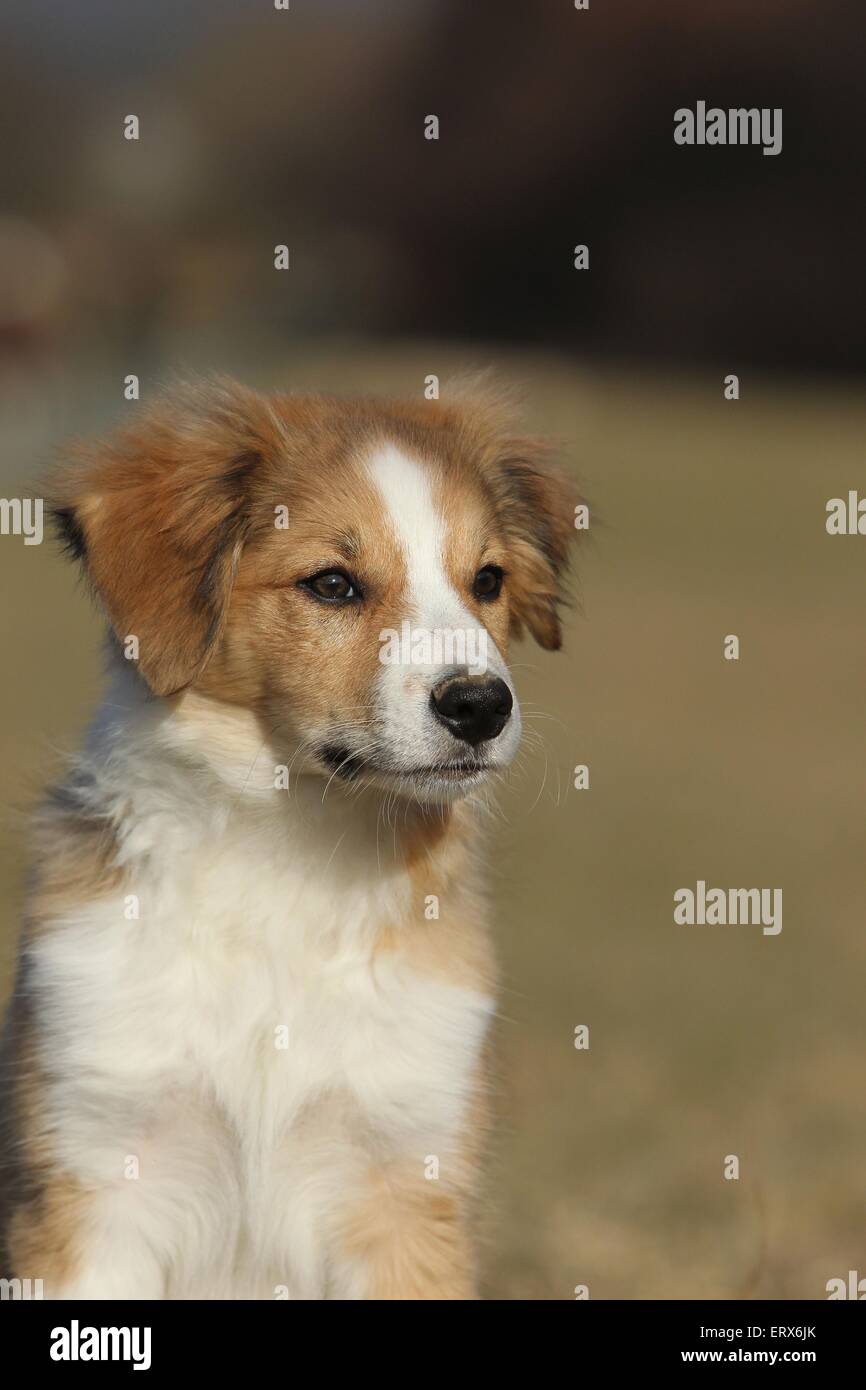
[0,379,576,1299]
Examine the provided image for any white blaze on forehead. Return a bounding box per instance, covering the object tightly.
[364,442,520,770]
[365,443,465,628]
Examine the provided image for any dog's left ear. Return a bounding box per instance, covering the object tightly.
[49,380,278,697]
[484,439,581,650]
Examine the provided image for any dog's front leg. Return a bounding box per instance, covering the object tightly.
[3,1089,243,1300]
[331,1166,479,1301]
[6,1178,170,1300]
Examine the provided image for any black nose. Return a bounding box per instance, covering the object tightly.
[430,675,513,746]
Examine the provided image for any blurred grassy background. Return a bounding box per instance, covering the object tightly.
[1,342,864,1298]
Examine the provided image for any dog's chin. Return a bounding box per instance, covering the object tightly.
[375,762,493,802]
[316,744,497,802]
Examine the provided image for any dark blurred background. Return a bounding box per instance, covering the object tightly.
[1,0,864,374]
[1,1,864,1300]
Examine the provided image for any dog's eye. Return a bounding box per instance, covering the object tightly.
[473,565,504,601]
[301,570,359,603]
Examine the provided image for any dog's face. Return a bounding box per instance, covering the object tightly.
[53,381,577,801]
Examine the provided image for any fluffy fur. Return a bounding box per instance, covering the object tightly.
[0,379,577,1299]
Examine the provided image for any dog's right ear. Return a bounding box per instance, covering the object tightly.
[50,380,281,698]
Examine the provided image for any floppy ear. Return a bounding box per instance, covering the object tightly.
[485,439,580,650]
[50,379,278,697]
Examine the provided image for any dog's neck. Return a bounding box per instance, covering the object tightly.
[78,651,462,882]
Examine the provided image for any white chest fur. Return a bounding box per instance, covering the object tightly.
[29,693,493,1297]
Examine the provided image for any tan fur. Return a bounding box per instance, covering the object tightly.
[0,992,90,1292]
[28,794,125,925]
[340,1165,480,1300]
[0,795,125,1287]
[6,1169,90,1292]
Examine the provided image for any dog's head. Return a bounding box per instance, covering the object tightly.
[53,379,579,801]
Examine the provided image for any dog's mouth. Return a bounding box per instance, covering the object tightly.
[318,745,490,785]
[318,746,369,780]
